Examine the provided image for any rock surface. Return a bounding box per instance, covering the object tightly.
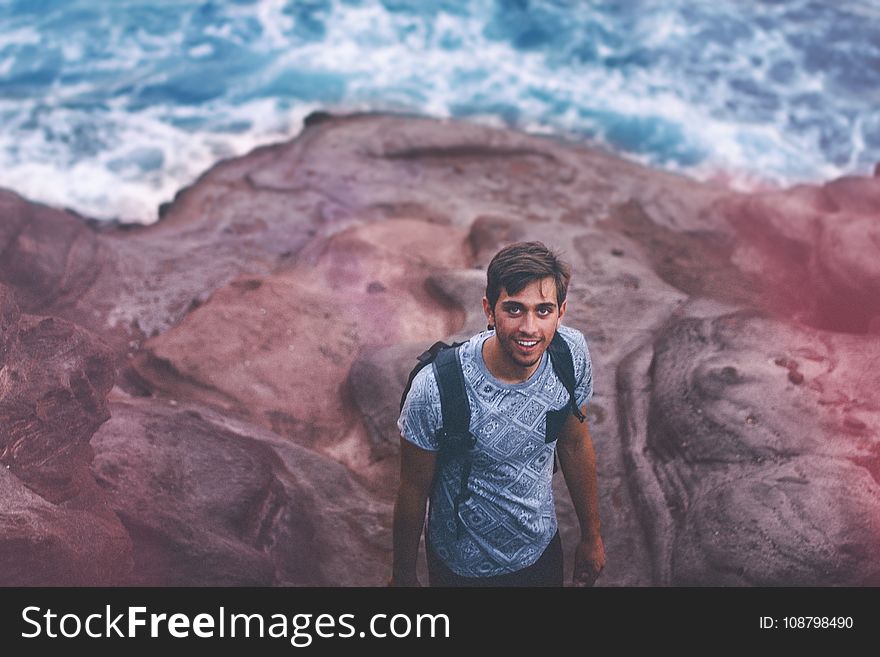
[1,113,878,585]
[0,286,131,585]
[91,395,389,585]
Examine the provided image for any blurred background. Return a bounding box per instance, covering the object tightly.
[1,0,879,224]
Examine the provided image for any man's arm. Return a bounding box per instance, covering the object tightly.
[390,437,437,587]
[556,404,605,586]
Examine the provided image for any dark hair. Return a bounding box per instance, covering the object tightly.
[485,241,571,311]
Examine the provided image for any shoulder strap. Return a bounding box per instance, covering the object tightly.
[548,331,586,422]
[431,344,476,539]
[399,341,455,412]
[432,345,471,439]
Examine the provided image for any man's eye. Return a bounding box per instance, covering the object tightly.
[507,307,522,315]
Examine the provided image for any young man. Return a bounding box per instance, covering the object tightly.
[391,241,605,587]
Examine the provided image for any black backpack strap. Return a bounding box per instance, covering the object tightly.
[546,331,585,475]
[432,346,471,440]
[548,330,586,422]
[400,341,454,412]
[432,346,476,539]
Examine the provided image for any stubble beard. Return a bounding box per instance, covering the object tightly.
[499,333,545,370]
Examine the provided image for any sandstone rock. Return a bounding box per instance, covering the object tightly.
[129,219,468,488]
[0,286,131,585]
[0,467,131,586]
[622,311,880,585]
[674,456,880,586]
[91,396,390,586]
[1,113,878,586]
[719,174,880,333]
[0,191,102,316]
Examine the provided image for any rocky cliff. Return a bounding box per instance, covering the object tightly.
[1,113,878,585]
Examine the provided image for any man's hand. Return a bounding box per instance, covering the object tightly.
[572,534,605,587]
[557,406,605,587]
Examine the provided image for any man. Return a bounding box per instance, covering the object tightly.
[391,241,605,587]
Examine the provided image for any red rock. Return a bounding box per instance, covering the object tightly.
[1,113,878,586]
[719,175,880,333]
[0,286,131,585]
[90,396,390,585]
[625,312,880,584]
[129,219,468,488]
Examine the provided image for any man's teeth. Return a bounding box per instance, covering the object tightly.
[516,340,539,347]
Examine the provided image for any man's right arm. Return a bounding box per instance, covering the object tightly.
[390,436,437,587]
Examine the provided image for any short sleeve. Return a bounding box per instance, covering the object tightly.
[560,326,593,410]
[397,365,443,451]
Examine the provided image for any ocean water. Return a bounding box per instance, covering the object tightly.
[1,0,879,223]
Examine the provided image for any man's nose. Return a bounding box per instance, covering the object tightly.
[521,311,538,333]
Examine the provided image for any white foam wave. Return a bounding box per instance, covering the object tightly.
[0,98,320,223]
[1,0,878,223]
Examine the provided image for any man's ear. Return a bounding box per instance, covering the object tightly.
[482,297,495,329]
[557,299,567,325]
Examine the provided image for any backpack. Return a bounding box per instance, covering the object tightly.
[399,330,585,537]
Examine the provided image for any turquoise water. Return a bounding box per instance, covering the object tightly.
[2,0,879,222]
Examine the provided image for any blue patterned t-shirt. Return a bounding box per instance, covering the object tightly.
[397,324,593,577]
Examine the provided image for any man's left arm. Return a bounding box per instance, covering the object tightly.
[556,404,605,586]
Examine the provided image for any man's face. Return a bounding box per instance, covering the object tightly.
[483,276,566,374]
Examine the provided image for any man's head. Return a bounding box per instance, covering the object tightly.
[482,242,571,377]
[485,241,571,319]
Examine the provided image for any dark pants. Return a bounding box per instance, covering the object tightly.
[426,531,563,587]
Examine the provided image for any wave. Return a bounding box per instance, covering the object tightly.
[1,0,878,223]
